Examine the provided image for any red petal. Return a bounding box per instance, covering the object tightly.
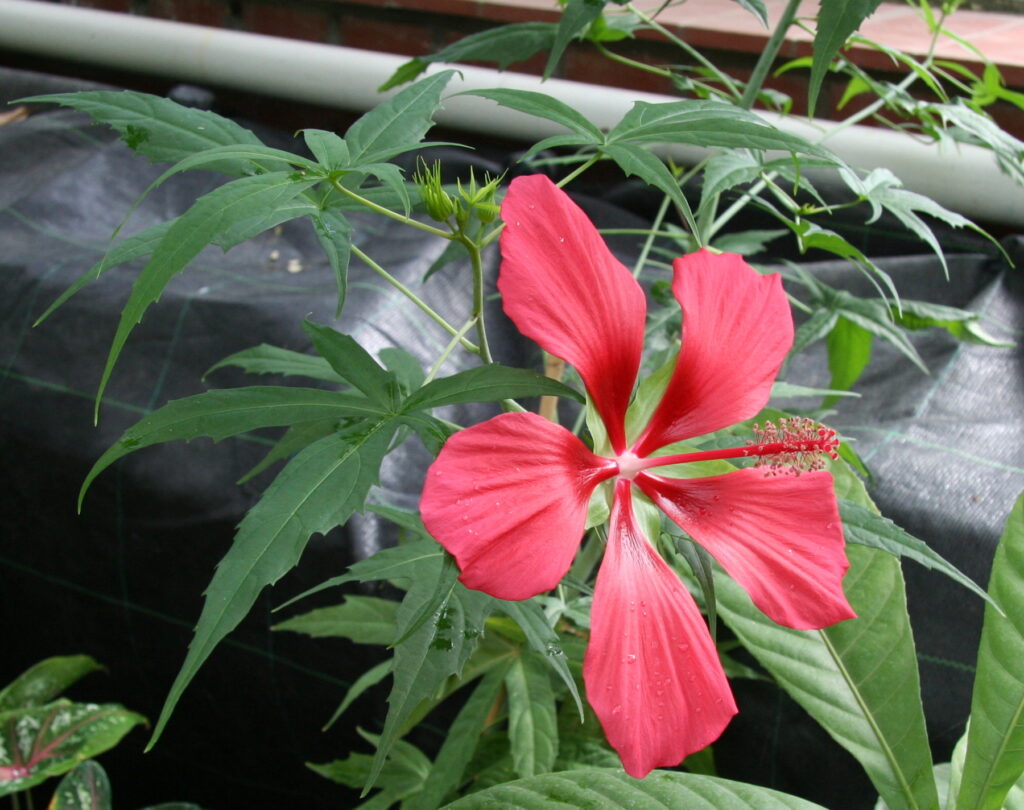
[499,175,646,453]
[636,469,856,629]
[420,412,616,601]
[634,250,793,455]
[584,481,737,778]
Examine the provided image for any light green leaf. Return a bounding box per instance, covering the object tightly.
[0,656,103,711]
[322,659,393,731]
[543,0,605,79]
[346,70,456,165]
[731,0,768,27]
[205,345,347,383]
[716,541,938,810]
[79,386,380,507]
[302,128,349,170]
[440,768,832,809]
[274,596,399,645]
[238,417,342,484]
[311,206,354,316]
[956,493,1024,810]
[94,171,320,415]
[894,300,1014,349]
[0,701,146,796]
[826,315,873,397]
[505,653,559,778]
[405,364,583,411]
[462,88,603,142]
[20,90,263,167]
[600,143,698,237]
[48,760,111,810]
[809,0,883,115]
[148,423,395,749]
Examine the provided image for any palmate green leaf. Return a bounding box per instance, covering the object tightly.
[0,700,146,796]
[0,656,103,711]
[956,493,1024,810]
[790,307,839,357]
[303,321,401,408]
[310,733,430,802]
[94,171,320,416]
[715,542,938,810]
[809,0,883,115]
[543,0,606,79]
[311,206,354,316]
[893,300,1013,349]
[787,221,900,304]
[826,315,873,397]
[367,563,496,792]
[840,499,997,611]
[505,652,558,778]
[405,364,583,411]
[379,23,557,91]
[441,768,831,809]
[460,89,603,143]
[606,100,838,160]
[406,664,510,810]
[238,417,342,484]
[48,760,111,810]
[34,220,174,327]
[205,345,346,383]
[274,596,399,645]
[79,386,382,507]
[302,128,350,171]
[731,0,768,27]
[345,70,456,166]
[323,659,393,731]
[19,90,264,168]
[148,423,396,749]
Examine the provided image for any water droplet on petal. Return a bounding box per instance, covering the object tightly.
[623,654,637,664]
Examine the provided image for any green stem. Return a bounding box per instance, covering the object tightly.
[424,318,479,384]
[739,0,802,110]
[557,154,601,188]
[461,237,494,365]
[594,42,674,80]
[350,244,479,352]
[632,193,672,279]
[330,180,453,240]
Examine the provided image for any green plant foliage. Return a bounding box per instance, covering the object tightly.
[809,0,884,115]
[48,760,111,810]
[274,596,400,645]
[956,493,1024,810]
[0,656,103,712]
[440,768,833,809]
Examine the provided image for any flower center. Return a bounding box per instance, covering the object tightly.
[615,418,839,478]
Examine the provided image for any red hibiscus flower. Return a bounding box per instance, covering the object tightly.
[420,174,855,778]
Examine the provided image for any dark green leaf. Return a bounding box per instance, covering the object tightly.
[461,89,603,142]
[20,90,264,168]
[310,734,429,801]
[95,172,320,414]
[731,0,767,27]
[238,418,342,484]
[956,493,1024,810]
[380,23,557,91]
[405,364,583,411]
[809,0,883,115]
[311,206,354,317]
[544,0,606,79]
[826,316,873,398]
[346,71,456,165]
[303,321,401,408]
[0,656,103,711]
[205,345,347,383]
[274,596,399,645]
[80,386,380,507]
[302,128,350,170]
[840,499,998,611]
[0,701,146,796]
[441,768,832,808]
[48,760,111,810]
[790,307,839,357]
[379,348,426,396]
[893,300,1013,348]
[505,653,558,777]
[148,423,396,749]
[601,143,698,236]
[323,659,393,731]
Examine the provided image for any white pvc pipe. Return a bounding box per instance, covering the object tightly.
[1,0,1021,226]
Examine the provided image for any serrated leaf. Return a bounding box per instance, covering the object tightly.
[826,315,873,397]
[956,492,1024,810]
[500,601,584,722]
[20,90,263,168]
[790,307,840,357]
[79,387,380,507]
[731,0,768,27]
[310,735,429,800]
[840,499,998,611]
[809,0,883,116]
[381,23,557,91]
[441,768,832,809]
[0,700,146,795]
[771,381,859,400]
[406,664,510,810]
[379,348,426,396]
[346,71,456,166]
[48,760,111,810]
[311,206,354,317]
[544,0,606,79]
[94,172,320,415]
[461,89,603,142]
[205,345,347,383]
[302,321,401,408]
[716,543,938,810]
[0,656,103,711]
[238,418,342,484]
[34,220,174,327]
[505,653,558,778]
[274,596,399,645]
[892,300,1013,348]
[323,659,393,731]
[302,128,349,170]
[147,423,396,749]
[405,364,583,411]
[600,143,698,236]
[606,100,838,160]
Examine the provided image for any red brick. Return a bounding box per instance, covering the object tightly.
[337,12,436,56]
[241,1,335,42]
[148,0,230,26]
[70,0,133,11]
